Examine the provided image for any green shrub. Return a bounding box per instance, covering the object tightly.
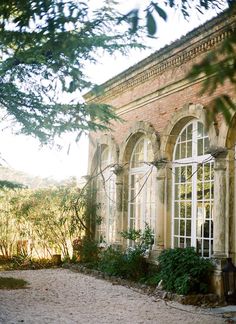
[76,237,99,266]
[123,246,148,280]
[98,246,148,281]
[157,247,214,295]
[140,264,161,286]
[120,223,154,249]
[97,246,125,276]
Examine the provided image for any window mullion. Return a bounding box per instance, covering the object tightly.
[191,121,197,249]
[191,163,197,249]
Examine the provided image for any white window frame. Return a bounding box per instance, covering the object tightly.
[128,136,156,236]
[172,120,214,257]
[96,146,116,244]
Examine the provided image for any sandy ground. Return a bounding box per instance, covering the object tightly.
[0,268,226,324]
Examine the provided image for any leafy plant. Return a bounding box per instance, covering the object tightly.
[75,237,99,266]
[123,246,148,280]
[157,247,214,295]
[0,183,99,260]
[98,245,148,281]
[120,223,154,250]
[97,246,125,276]
[0,0,144,144]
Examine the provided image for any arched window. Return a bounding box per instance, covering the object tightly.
[172,120,214,257]
[128,136,156,235]
[96,146,116,244]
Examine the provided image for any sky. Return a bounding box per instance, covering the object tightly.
[0,2,226,181]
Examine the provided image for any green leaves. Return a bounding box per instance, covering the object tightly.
[0,0,142,143]
[206,95,236,126]
[188,30,236,126]
[145,2,167,36]
[151,2,167,21]
[120,2,167,36]
[121,1,228,37]
[157,247,214,294]
[146,10,157,36]
[0,0,233,143]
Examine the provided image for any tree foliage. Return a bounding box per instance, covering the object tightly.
[123,1,232,36]
[0,184,98,259]
[0,0,142,144]
[188,23,236,125]
[0,0,235,144]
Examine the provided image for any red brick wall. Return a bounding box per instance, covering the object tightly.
[88,11,236,149]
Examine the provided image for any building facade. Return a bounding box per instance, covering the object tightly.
[85,9,236,296]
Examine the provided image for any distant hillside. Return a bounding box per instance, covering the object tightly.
[0,166,61,188]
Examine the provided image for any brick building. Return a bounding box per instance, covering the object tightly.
[85,9,236,296]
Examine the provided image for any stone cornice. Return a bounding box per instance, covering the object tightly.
[85,9,236,104]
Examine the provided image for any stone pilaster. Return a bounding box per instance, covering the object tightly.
[156,168,166,251]
[114,167,124,243]
[154,167,166,252]
[211,147,228,258]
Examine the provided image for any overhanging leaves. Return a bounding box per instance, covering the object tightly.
[0,0,142,144]
[188,26,236,125]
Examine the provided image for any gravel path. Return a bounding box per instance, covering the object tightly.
[0,268,226,324]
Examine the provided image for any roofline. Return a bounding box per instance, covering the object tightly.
[84,7,235,100]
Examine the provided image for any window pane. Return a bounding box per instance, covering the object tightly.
[187,124,193,140]
[204,164,210,181]
[174,203,179,217]
[180,166,186,182]
[186,220,191,236]
[173,121,213,257]
[204,182,210,199]
[204,137,210,153]
[131,138,145,168]
[130,219,135,229]
[147,140,154,162]
[175,184,179,200]
[129,204,134,218]
[197,122,204,138]
[211,182,214,198]
[197,166,203,181]
[196,219,203,237]
[174,237,179,248]
[205,203,210,218]
[186,203,191,218]
[180,220,185,236]
[203,220,210,238]
[174,219,179,235]
[197,204,203,220]
[181,129,187,141]
[187,141,192,157]
[197,139,203,156]
[175,144,180,160]
[175,167,180,183]
[203,240,210,257]
[187,166,192,179]
[181,142,186,159]
[180,184,185,200]
[186,238,191,247]
[180,203,185,218]
[186,184,192,200]
[197,182,203,200]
